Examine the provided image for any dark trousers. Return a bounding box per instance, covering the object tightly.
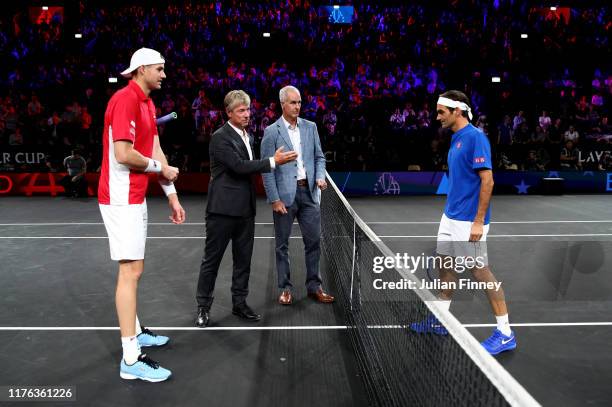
[273,184,322,293]
[60,175,87,197]
[196,213,255,310]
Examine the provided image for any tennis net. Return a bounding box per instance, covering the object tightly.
[320,172,539,407]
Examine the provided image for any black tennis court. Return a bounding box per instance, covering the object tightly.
[0,191,610,406]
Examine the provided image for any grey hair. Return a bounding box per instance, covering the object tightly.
[279,86,301,103]
[224,90,251,113]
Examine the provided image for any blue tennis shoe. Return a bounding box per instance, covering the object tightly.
[137,327,170,348]
[481,329,516,355]
[120,354,172,382]
[409,314,449,335]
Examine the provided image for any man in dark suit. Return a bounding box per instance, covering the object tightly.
[196,90,297,327]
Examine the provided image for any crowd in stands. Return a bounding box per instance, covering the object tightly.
[0,1,610,172]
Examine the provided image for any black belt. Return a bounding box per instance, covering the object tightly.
[296,179,308,186]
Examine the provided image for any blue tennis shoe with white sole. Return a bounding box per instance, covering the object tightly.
[120,354,171,382]
[481,329,516,355]
[137,327,170,348]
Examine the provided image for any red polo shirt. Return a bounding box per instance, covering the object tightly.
[98,80,157,205]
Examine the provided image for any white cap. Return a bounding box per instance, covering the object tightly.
[120,48,165,78]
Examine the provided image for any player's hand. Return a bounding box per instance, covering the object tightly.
[469,222,484,242]
[316,179,327,190]
[168,195,185,224]
[274,146,298,165]
[162,164,179,182]
[271,200,287,215]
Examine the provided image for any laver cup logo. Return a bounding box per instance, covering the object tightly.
[373,172,401,195]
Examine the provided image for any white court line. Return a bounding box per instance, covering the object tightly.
[462,322,612,328]
[0,223,106,226]
[1,220,611,226]
[0,326,347,331]
[0,236,299,239]
[0,222,272,226]
[2,322,612,331]
[378,234,612,238]
[369,220,612,224]
[0,233,612,239]
[1,234,611,239]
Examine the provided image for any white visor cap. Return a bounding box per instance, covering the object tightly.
[120,48,165,78]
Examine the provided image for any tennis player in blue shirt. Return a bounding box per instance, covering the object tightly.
[411,90,516,355]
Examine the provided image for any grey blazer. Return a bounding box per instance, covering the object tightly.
[260,117,326,206]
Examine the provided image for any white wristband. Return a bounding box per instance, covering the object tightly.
[160,182,177,196]
[145,159,162,173]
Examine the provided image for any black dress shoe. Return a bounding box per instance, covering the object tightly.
[196,307,210,327]
[232,304,261,321]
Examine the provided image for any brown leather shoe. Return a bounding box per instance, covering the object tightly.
[308,288,335,303]
[278,290,292,305]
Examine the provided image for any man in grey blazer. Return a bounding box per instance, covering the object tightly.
[261,86,335,305]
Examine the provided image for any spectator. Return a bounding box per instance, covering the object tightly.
[592,116,611,136]
[4,106,19,134]
[538,110,552,132]
[0,120,6,145]
[60,149,88,197]
[514,122,530,144]
[498,152,518,170]
[513,110,526,131]
[402,102,417,130]
[548,118,564,145]
[598,151,612,170]
[425,139,446,170]
[161,94,175,114]
[530,125,548,144]
[80,105,93,143]
[27,94,43,117]
[390,108,404,130]
[523,149,550,171]
[192,89,211,130]
[475,115,488,132]
[47,111,61,142]
[322,109,338,142]
[560,140,581,170]
[497,115,513,146]
[564,125,580,144]
[8,127,24,146]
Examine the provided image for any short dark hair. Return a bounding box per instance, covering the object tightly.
[439,90,471,118]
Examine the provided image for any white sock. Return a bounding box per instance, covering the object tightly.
[135,315,142,336]
[496,314,512,336]
[121,336,141,365]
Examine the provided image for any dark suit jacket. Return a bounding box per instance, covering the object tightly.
[207,122,271,217]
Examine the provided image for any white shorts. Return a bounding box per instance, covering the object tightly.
[99,201,147,261]
[436,214,489,266]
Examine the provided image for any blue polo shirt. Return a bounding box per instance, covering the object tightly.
[444,123,492,224]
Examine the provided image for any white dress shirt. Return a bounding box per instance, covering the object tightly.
[282,116,306,180]
[228,121,275,168]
